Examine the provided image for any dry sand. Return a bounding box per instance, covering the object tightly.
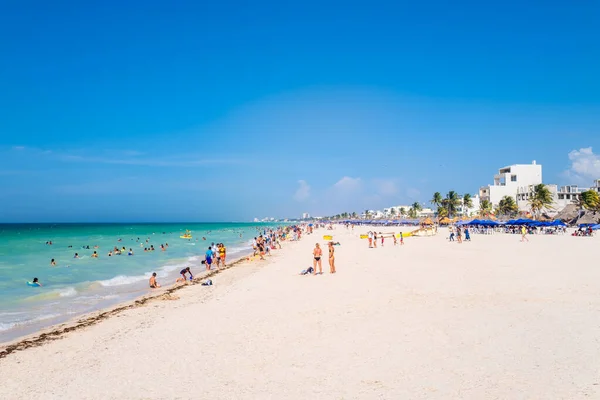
[2,227,600,399]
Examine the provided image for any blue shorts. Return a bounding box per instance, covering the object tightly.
[206,257,212,264]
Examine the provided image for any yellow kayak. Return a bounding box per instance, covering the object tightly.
[180,235,192,239]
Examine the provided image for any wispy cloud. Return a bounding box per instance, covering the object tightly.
[293,180,311,201]
[2,146,242,167]
[58,154,239,167]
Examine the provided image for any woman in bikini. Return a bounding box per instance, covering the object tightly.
[312,243,323,275]
[328,242,336,274]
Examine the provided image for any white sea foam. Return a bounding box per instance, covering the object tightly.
[99,274,149,287]
[0,313,61,332]
[0,322,16,332]
[58,287,77,297]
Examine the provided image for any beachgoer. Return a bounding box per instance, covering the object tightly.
[456,227,463,244]
[400,232,404,245]
[92,251,98,258]
[149,272,161,288]
[393,235,397,245]
[50,258,56,266]
[74,253,79,259]
[31,277,42,286]
[368,231,373,248]
[381,233,384,246]
[373,232,378,248]
[464,228,471,241]
[128,248,134,256]
[177,267,193,282]
[219,243,226,267]
[328,242,336,274]
[205,247,213,271]
[521,226,529,242]
[313,243,323,275]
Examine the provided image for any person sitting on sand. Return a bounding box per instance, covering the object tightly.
[176,267,193,283]
[149,272,160,288]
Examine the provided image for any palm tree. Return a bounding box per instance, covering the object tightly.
[431,192,443,208]
[408,207,418,219]
[399,207,406,217]
[411,202,422,212]
[437,205,449,219]
[479,199,492,217]
[389,207,396,218]
[443,191,461,217]
[528,184,554,219]
[462,193,473,212]
[351,211,357,218]
[364,209,371,220]
[577,190,600,211]
[497,195,518,217]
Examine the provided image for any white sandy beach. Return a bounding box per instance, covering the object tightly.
[2,226,600,399]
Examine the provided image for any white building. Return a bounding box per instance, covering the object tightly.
[302,212,310,219]
[456,194,480,217]
[479,161,542,208]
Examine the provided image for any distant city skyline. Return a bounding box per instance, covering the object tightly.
[1,1,599,222]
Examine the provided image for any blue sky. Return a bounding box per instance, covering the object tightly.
[1,0,599,222]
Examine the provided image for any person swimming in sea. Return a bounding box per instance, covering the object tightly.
[50,258,56,266]
[74,253,79,259]
[128,248,134,256]
[29,277,42,287]
[92,251,98,258]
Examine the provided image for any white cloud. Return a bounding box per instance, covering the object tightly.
[12,146,25,150]
[565,147,600,183]
[333,176,362,192]
[372,178,399,196]
[293,180,311,201]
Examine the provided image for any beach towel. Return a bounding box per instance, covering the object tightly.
[300,267,314,275]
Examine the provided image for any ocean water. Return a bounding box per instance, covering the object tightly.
[0,222,282,343]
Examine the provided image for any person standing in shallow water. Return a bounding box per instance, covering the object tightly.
[328,242,336,274]
[312,243,323,275]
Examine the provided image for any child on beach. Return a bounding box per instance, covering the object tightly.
[177,267,193,283]
[149,272,160,288]
[381,234,384,246]
[399,232,404,245]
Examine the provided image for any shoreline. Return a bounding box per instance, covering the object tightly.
[0,249,261,358]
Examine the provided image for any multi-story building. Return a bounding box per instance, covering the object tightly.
[302,212,311,219]
[456,194,480,216]
[479,161,542,207]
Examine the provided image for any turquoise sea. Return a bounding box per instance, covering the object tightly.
[0,222,281,343]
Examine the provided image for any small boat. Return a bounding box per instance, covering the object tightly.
[180,230,192,239]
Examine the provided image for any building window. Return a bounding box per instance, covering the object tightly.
[566,194,571,199]
[511,175,517,182]
[558,194,564,200]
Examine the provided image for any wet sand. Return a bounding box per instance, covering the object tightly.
[2,227,600,399]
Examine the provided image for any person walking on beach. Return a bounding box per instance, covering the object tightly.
[381,233,384,247]
[219,243,226,267]
[521,225,529,242]
[205,247,213,270]
[313,243,323,275]
[449,227,455,242]
[399,232,404,245]
[456,227,463,244]
[373,232,378,248]
[367,231,373,248]
[328,242,336,274]
[464,227,471,241]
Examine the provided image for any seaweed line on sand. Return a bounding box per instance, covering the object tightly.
[0,255,254,359]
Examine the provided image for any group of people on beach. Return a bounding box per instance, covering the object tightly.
[310,242,336,275]
[366,231,404,248]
